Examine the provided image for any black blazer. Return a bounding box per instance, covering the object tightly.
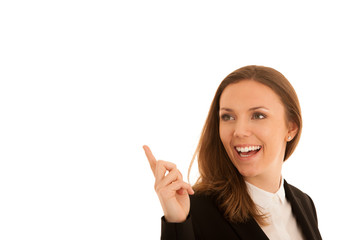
[161,180,322,240]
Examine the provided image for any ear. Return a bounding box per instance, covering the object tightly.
[286,121,298,142]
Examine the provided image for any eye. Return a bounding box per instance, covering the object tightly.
[252,112,266,120]
[220,114,235,121]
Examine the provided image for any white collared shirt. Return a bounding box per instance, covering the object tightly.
[245,178,304,240]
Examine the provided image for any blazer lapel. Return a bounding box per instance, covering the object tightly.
[218,181,321,239]
[228,218,269,240]
[284,180,321,240]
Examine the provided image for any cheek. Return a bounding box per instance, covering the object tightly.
[219,125,232,149]
[256,121,286,143]
[219,126,232,154]
[253,125,272,143]
[256,123,288,159]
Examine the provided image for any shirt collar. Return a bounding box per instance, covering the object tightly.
[245,177,286,209]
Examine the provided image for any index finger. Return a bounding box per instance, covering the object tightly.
[143,145,157,175]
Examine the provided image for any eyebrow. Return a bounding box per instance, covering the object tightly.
[249,106,269,111]
[219,106,270,112]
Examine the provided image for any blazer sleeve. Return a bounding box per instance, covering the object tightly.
[160,215,196,240]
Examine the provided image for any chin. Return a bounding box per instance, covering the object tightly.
[235,166,260,178]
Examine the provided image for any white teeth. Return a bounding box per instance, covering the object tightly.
[235,146,261,153]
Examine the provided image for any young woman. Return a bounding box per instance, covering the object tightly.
[144,65,322,239]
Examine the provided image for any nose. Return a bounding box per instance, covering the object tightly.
[233,118,252,138]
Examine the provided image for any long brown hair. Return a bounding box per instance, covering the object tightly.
[188,65,302,225]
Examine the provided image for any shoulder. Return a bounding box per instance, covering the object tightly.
[284,180,318,221]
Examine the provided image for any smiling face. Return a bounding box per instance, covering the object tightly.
[219,80,298,190]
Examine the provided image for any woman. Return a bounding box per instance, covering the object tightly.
[144,65,322,239]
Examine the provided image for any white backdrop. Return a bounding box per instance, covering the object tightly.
[1,1,359,239]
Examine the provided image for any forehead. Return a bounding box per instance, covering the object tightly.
[219,80,284,110]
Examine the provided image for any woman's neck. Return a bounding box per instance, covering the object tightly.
[244,174,282,193]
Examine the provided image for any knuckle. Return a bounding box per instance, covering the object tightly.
[154,180,161,191]
[156,160,164,167]
[160,160,168,164]
[175,169,183,179]
[154,184,162,193]
[157,187,168,197]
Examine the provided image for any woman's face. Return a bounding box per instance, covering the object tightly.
[219,80,297,184]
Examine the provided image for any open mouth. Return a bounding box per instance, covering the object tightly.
[234,145,262,158]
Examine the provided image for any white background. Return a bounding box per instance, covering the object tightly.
[1,1,359,239]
